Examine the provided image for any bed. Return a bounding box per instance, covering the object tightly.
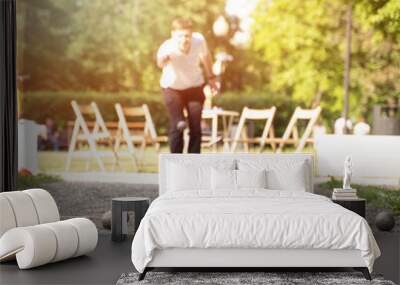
[131,153,380,281]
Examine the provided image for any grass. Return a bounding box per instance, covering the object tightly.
[38,146,163,173]
[38,143,305,174]
[16,173,62,190]
[319,178,400,215]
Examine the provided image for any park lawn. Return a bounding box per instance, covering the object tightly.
[38,143,302,173]
[38,146,163,173]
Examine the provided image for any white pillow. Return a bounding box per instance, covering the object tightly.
[211,168,267,191]
[211,168,236,191]
[237,159,309,191]
[167,159,235,192]
[266,162,307,191]
[236,169,267,189]
[168,162,209,191]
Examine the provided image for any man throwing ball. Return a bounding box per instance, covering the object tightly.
[157,18,219,153]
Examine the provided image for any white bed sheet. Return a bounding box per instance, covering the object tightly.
[131,190,380,273]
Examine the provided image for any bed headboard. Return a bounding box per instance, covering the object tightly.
[159,153,314,195]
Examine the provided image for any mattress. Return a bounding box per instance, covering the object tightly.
[131,190,380,273]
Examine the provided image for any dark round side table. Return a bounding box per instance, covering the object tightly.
[111,197,150,242]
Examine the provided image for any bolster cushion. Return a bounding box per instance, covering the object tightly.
[23,189,60,224]
[0,218,98,269]
[0,189,60,237]
[0,196,17,237]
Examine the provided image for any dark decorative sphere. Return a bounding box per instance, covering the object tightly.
[375,211,395,231]
[102,210,112,230]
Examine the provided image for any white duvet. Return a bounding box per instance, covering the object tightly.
[131,190,380,273]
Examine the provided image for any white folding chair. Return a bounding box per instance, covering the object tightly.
[275,106,322,153]
[114,103,148,170]
[65,101,115,172]
[141,104,168,152]
[230,106,277,153]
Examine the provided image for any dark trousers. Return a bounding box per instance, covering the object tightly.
[162,85,205,153]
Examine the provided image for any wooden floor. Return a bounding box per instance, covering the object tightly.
[0,234,133,285]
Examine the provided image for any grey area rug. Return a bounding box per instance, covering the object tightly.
[116,272,396,285]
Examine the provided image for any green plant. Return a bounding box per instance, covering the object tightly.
[16,173,62,190]
[321,177,400,215]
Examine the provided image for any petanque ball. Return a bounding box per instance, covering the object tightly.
[101,210,130,230]
[102,210,112,230]
[375,211,395,231]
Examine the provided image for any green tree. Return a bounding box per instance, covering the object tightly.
[354,0,400,108]
[251,0,400,124]
[67,0,225,92]
[17,0,79,91]
[17,0,226,92]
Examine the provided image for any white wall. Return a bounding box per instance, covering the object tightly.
[315,134,400,186]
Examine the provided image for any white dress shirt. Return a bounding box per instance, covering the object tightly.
[157,32,207,90]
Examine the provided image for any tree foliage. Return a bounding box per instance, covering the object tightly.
[251,0,400,120]
[17,0,225,92]
[17,0,80,90]
[17,0,400,122]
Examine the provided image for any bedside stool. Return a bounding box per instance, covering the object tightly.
[111,197,150,242]
[332,198,366,218]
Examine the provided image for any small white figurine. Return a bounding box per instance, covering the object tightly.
[343,155,353,189]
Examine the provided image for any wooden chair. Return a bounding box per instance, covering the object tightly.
[114,103,147,170]
[65,101,115,172]
[140,104,168,151]
[275,106,322,153]
[114,103,167,169]
[230,106,277,153]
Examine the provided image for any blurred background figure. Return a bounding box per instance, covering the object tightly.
[203,51,233,110]
[334,117,353,134]
[38,118,60,151]
[353,117,371,135]
[313,120,327,137]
